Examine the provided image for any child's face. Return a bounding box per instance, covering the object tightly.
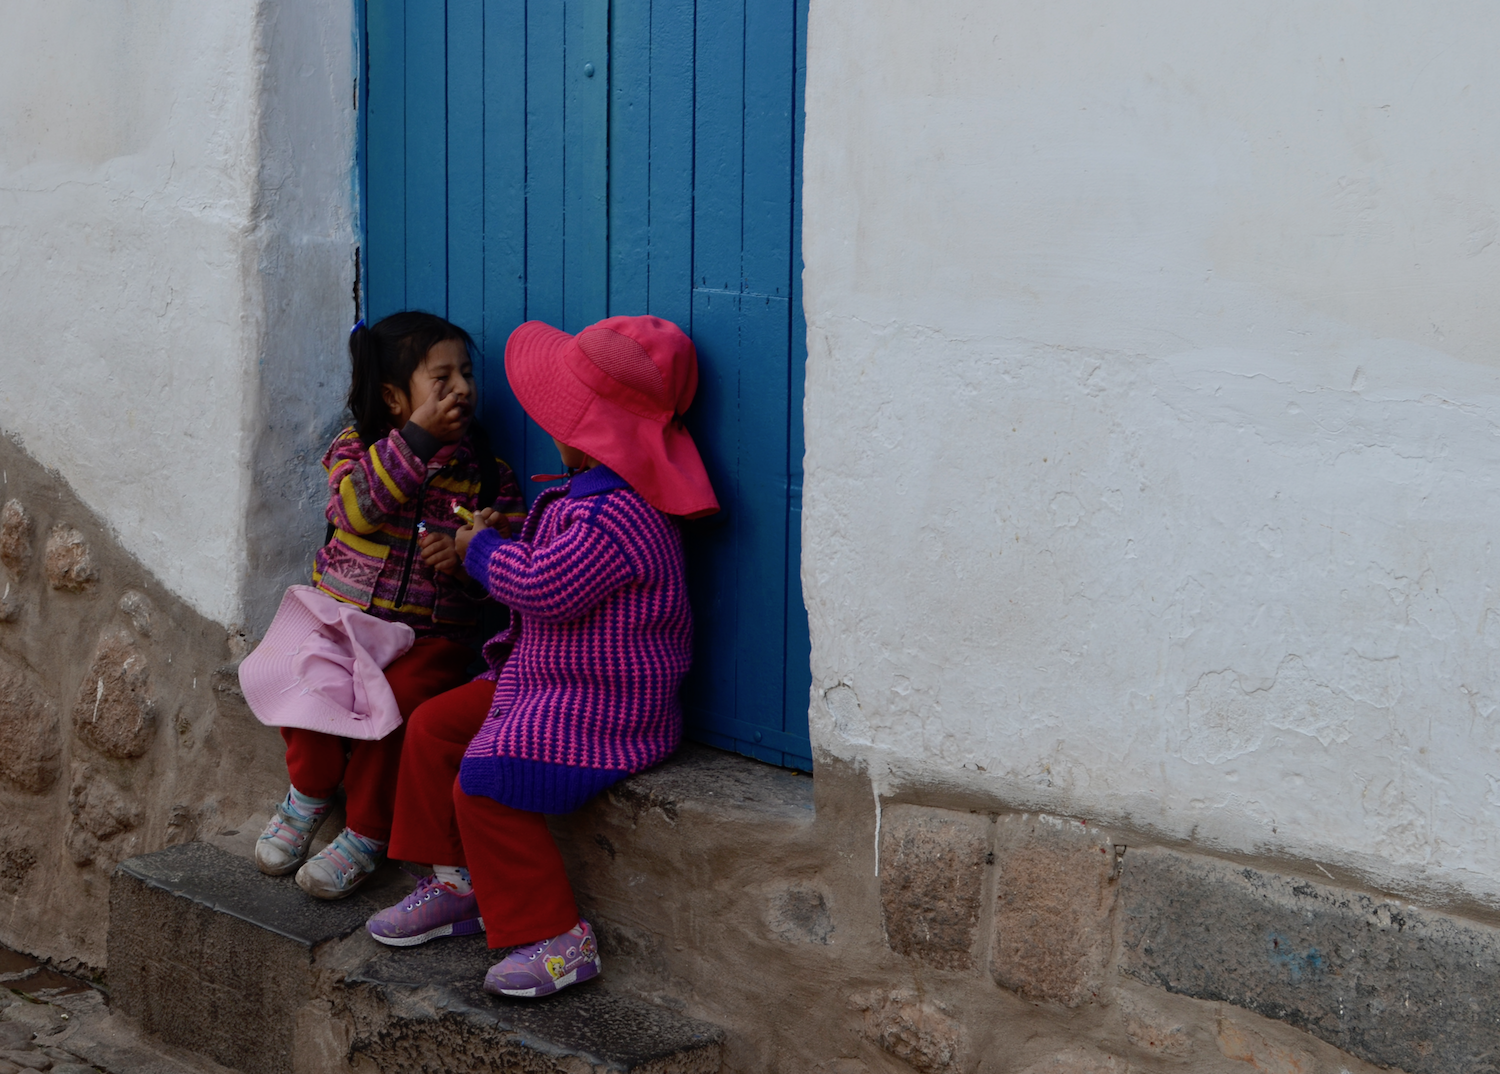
[553,437,596,471]
[383,339,475,428]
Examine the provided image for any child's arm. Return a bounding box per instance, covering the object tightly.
[322,426,431,535]
[457,511,635,624]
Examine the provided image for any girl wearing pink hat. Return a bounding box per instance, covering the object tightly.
[366,315,717,998]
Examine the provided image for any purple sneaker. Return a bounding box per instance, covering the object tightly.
[367,875,484,947]
[483,920,601,998]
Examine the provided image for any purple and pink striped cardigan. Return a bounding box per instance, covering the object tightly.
[458,466,692,813]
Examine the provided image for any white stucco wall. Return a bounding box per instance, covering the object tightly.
[803,1,1500,908]
[0,1,353,630]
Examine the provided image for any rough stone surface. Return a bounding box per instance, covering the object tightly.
[0,657,60,794]
[64,765,141,868]
[0,502,31,578]
[849,990,965,1074]
[108,842,405,1074]
[766,883,834,944]
[1216,1016,1316,1074]
[347,934,725,1073]
[116,591,155,639]
[71,628,154,759]
[43,526,95,592]
[990,814,1120,1007]
[879,806,988,970]
[1016,1050,1131,1074]
[1116,996,1192,1060]
[1120,846,1500,1074]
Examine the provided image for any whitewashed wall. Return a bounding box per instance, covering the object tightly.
[802,0,1500,908]
[0,0,354,631]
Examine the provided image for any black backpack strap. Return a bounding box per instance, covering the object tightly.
[467,420,503,509]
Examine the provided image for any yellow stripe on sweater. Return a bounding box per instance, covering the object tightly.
[339,477,378,533]
[333,529,390,558]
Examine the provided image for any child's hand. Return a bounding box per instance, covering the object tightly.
[474,507,511,538]
[418,531,464,577]
[409,384,471,443]
[454,522,479,562]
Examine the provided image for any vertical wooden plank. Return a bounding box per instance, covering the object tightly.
[735,1,795,735]
[692,0,744,294]
[608,0,651,315]
[681,288,740,730]
[482,0,531,482]
[647,0,694,328]
[783,0,811,765]
[740,1,793,298]
[405,3,449,313]
[563,0,610,331]
[732,292,791,734]
[525,0,567,470]
[447,0,485,338]
[365,0,407,318]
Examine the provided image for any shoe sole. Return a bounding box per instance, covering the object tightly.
[370,917,485,947]
[485,959,600,998]
[296,868,371,900]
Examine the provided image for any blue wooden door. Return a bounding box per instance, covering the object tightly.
[361,0,812,771]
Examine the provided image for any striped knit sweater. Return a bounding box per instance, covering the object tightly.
[458,465,691,813]
[313,424,526,641]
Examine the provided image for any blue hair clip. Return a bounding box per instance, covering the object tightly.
[350,318,366,336]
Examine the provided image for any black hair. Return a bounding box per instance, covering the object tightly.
[347,311,475,442]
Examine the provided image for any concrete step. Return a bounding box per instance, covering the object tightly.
[107,842,724,1074]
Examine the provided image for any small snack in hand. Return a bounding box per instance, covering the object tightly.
[452,504,475,525]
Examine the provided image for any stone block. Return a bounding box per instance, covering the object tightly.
[1116,996,1191,1060]
[849,989,965,1074]
[1016,1049,1131,1074]
[65,763,141,867]
[990,814,1120,1007]
[766,883,834,944]
[44,525,96,592]
[117,590,156,638]
[108,842,398,1074]
[0,657,61,793]
[71,628,155,758]
[347,934,725,1073]
[1119,845,1500,1074]
[1216,1016,1315,1074]
[0,501,31,577]
[879,806,988,970]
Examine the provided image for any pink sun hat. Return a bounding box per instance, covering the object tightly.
[238,585,415,741]
[505,315,719,518]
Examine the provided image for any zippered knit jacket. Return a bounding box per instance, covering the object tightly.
[312,423,527,641]
[457,466,691,813]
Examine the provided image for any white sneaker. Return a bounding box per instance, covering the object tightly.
[254,797,328,876]
[295,828,383,900]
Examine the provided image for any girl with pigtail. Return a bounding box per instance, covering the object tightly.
[240,312,526,899]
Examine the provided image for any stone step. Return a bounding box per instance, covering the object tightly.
[107,842,724,1074]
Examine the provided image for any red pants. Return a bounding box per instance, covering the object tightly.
[281,637,473,841]
[389,680,578,948]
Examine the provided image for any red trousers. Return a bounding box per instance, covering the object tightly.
[389,680,578,948]
[281,637,473,841]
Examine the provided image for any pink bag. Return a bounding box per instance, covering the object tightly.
[238,585,416,741]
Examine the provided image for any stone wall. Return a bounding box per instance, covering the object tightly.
[554,747,1500,1074]
[0,434,289,968]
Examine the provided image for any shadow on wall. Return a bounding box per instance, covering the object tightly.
[0,432,287,969]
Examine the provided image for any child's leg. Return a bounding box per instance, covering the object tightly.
[340,637,474,842]
[451,783,578,949]
[387,679,496,866]
[298,638,474,900]
[256,729,343,875]
[280,727,346,801]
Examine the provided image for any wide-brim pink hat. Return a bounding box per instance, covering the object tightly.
[505,315,720,518]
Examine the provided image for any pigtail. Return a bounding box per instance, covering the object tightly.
[347,320,387,444]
